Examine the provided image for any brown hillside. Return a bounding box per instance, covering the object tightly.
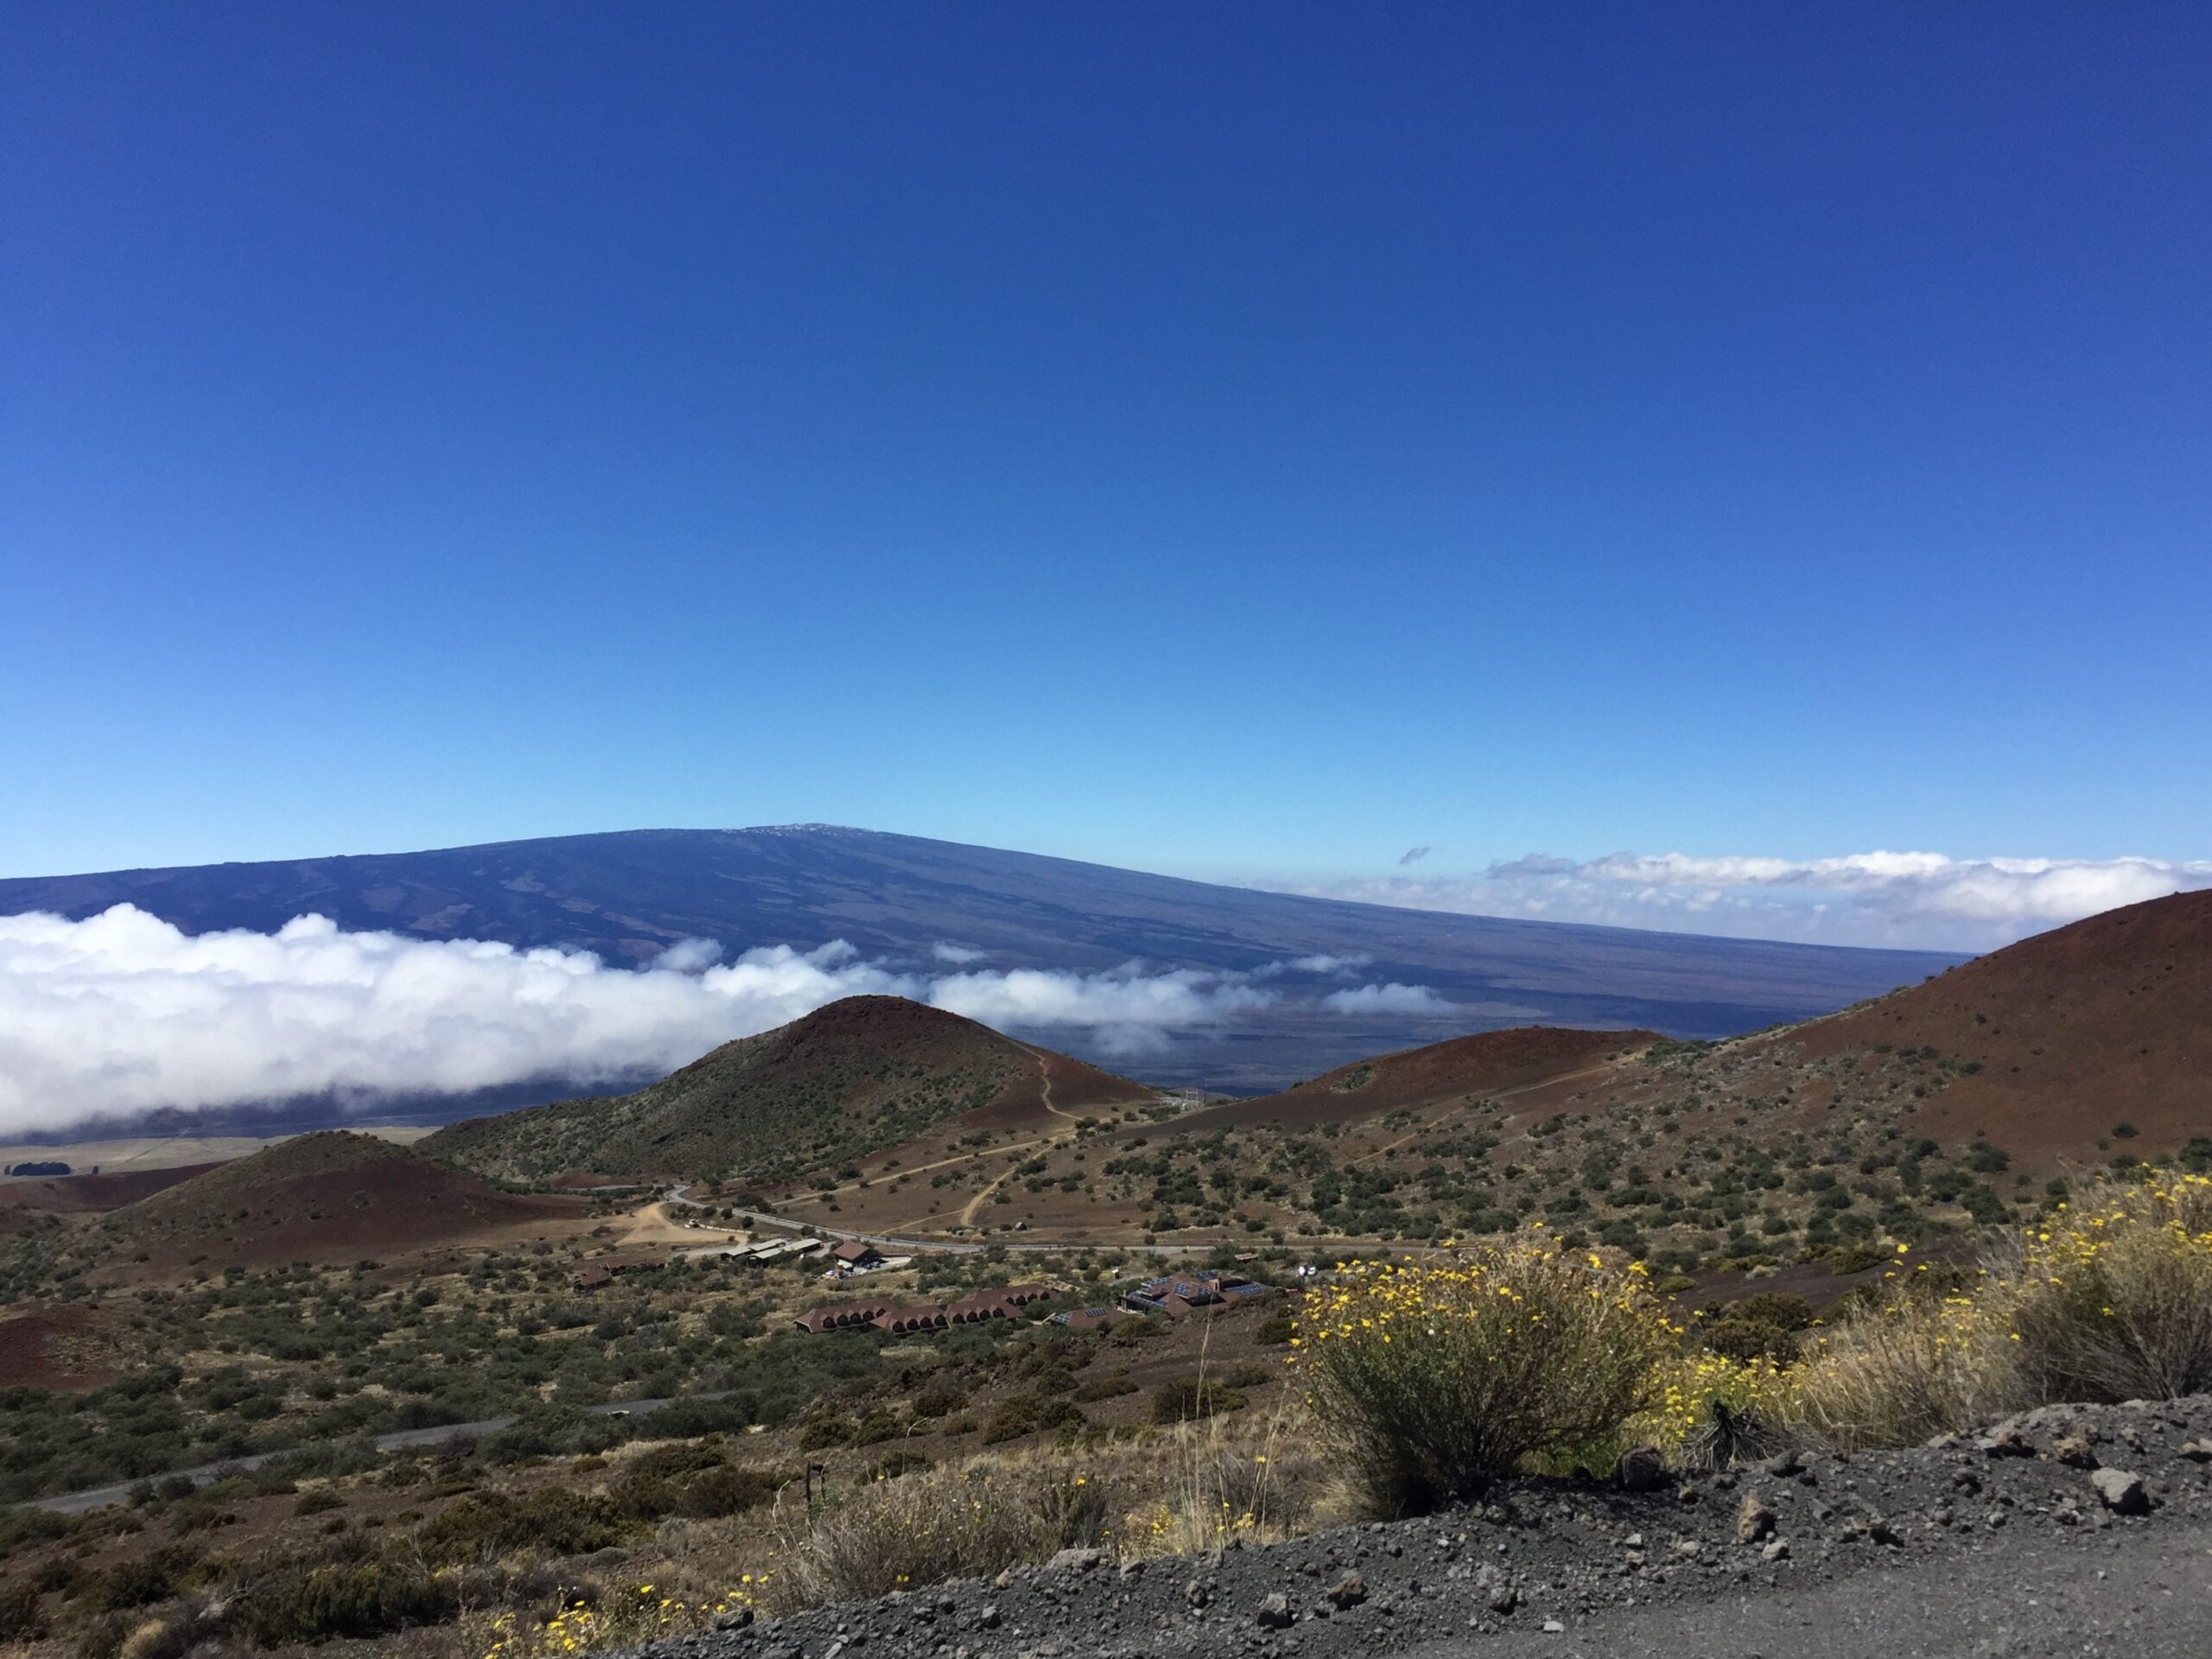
[0,1304,123,1391]
[855,894,2209,1251]
[0,1163,221,1215]
[426,996,1153,1185]
[1779,888,2212,1160]
[1180,1026,1662,1134]
[101,1132,578,1268]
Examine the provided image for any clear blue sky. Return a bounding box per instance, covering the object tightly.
[4,3,2208,895]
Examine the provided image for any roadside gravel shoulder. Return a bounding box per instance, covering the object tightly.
[628,1395,2212,1659]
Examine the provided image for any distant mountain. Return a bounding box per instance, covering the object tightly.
[0,824,1961,1091]
[425,995,1149,1187]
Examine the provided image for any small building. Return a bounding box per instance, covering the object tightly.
[574,1266,614,1292]
[1050,1306,1120,1332]
[1122,1271,1271,1318]
[830,1240,886,1270]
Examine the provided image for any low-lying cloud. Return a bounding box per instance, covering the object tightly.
[0,908,1452,1134]
[1320,982,1456,1014]
[1283,850,2212,951]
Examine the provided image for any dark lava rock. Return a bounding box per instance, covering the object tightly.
[1256,1592,1294,1630]
[1325,1574,1369,1611]
[1615,1445,1669,1492]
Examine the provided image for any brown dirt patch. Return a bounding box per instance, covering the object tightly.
[0,1303,123,1390]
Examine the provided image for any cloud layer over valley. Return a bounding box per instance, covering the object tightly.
[0,907,1449,1134]
[1292,850,2212,950]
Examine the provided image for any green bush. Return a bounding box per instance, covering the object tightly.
[1148,1377,1243,1425]
[232,1558,457,1646]
[414,1490,632,1566]
[0,1579,46,1641]
[981,1391,1081,1445]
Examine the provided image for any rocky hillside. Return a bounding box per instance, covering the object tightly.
[424,995,1151,1187]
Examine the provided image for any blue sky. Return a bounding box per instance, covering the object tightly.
[3,3,2208,947]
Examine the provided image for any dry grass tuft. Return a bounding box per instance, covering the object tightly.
[1795,1171,2212,1449]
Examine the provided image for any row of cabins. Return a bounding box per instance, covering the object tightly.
[797,1283,1050,1334]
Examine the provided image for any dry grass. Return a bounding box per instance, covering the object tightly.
[1795,1171,2212,1449]
[1791,1274,2021,1450]
[2003,1169,2212,1402]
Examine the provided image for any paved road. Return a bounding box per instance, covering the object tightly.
[1395,1522,2212,1659]
[21,1391,721,1516]
[665,1187,1280,1259]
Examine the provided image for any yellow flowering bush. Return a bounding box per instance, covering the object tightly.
[1635,1346,1802,1458]
[2003,1169,2212,1402]
[483,1580,768,1659]
[1792,1275,2013,1450]
[1796,1171,2212,1447]
[1293,1237,1679,1510]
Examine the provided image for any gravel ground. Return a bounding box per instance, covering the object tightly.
[631,1396,2212,1659]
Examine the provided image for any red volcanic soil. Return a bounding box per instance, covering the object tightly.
[1169,1025,1662,1135]
[963,1042,1151,1130]
[0,1163,223,1214]
[754,996,1143,1122]
[104,1131,582,1268]
[1781,888,2212,1162]
[0,1304,121,1391]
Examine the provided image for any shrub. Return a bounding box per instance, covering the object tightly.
[1149,1378,1242,1425]
[1792,1278,2018,1451]
[414,1490,633,1565]
[2002,1170,2212,1402]
[1731,1293,1815,1331]
[231,1558,458,1646]
[0,1579,46,1641]
[775,1458,1108,1607]
[981,1392,1081,1445]
[1296,1241,1677,1511]
[1796,1173,2212,1448]
[678,1465,787,1519]
[1700,1316,1802,1365]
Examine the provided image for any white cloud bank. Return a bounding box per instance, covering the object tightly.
[1283,851,2212,951]
[0,908,1451,1134]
